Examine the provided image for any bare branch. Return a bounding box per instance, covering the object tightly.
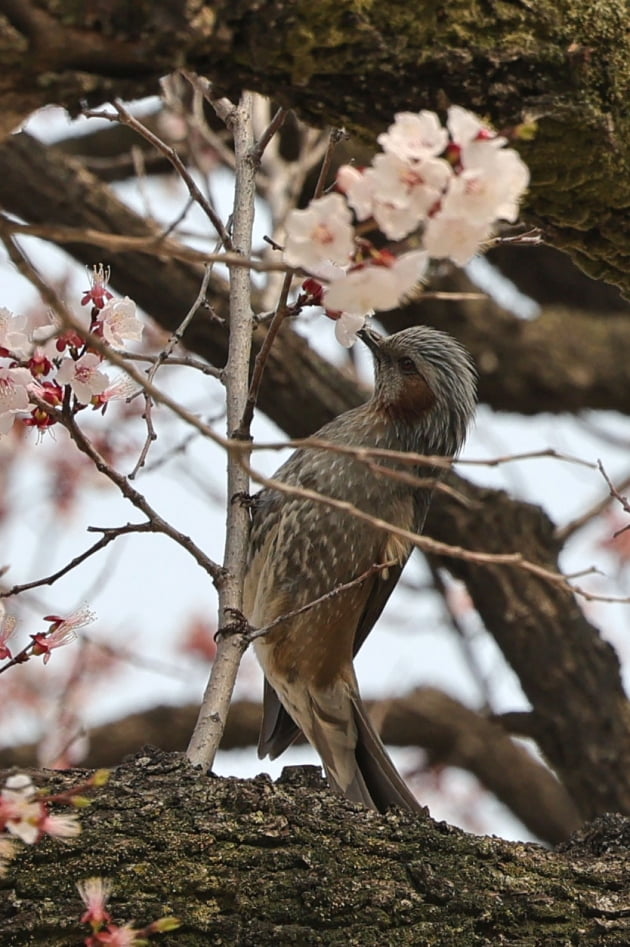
[83,100,234,250]
[187,93,258,770]
[56,410,225,583]
[243,462,630,604]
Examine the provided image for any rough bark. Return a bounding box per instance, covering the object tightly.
[1,749,629,946]
[1,1,630,295]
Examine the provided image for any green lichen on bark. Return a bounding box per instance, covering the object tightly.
[3,750,630,945]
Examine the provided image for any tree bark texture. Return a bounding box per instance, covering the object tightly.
[0,689,581,847]
[2,749,630,946]
[1,1,630,294]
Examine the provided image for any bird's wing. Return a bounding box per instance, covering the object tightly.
[257,559,406,760]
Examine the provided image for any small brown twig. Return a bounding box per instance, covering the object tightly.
[597,459,630,536]
[241,461,630,605]
[247,559,398,643]
[0,529,140,599]
[54,406,225,583]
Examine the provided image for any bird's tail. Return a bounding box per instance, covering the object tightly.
[343,693,422,812]
[259,681,421,813]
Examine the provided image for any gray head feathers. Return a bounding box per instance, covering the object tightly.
[359,325,477,457]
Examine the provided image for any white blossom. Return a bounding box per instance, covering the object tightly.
[334,312,367,348]
[99,297,144,346]
[423,212,492,266]
[0,366,32,435]
[283,193,355,270]
[336,165,376,221]
[369,153,452,239]
[0,307,30,357]
[460,141,530,221]
[378,111,449,162]
[447,105,505,148]
[324,250,428,317]
[56,353,109,404]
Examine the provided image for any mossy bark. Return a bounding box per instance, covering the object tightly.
[2,749,630,946]
[0,1,630,291]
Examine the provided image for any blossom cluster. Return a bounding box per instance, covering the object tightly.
[282,106,530,345]
[0,265,143,437]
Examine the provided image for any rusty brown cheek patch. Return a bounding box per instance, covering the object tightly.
[384,375,436,423]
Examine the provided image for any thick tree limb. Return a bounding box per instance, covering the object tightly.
[1,1,630,294]
[426,475,630,822]
[1,749,629,945]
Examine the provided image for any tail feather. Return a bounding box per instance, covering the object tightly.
[258,680,421,813]
[351,695,422,813]
[258,680,300,760]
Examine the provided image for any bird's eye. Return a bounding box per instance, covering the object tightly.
[398,356,417,374]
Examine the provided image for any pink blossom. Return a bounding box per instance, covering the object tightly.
[0,603,16,660]
[77,877,113,926]
[82,264,113,310]
[0,774,43,844]
[336,165,376,221]
[367,154,451,240]
[0,366,32,435]
[283,193,355,270]
[40,812,81,838]
[98,297,143,346]
[24,380,63,431]
[377,111,449,162]
[86,923,143,946]
[91,374,141,412]
[447,105,505,149]
[56,353,109,404]
[460,141,530,221]
[31,605,96,664]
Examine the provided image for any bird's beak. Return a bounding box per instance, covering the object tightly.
[358,327,384,356]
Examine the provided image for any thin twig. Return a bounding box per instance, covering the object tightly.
[556,470,630,543]
[147,263,217,386]
[253,106,289,161]
[242,462,630,604]
[247,559,398,642]
[0,216,289,270]
[83,101,234,250]
[118,351,223,378]
[238,271,293,437]
[597,460,630,537]
[0,531,127,598]
[55,408,224,582]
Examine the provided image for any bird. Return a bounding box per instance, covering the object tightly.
[243,325,477,812]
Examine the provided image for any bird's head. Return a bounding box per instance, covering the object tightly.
[358,325,477,456]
